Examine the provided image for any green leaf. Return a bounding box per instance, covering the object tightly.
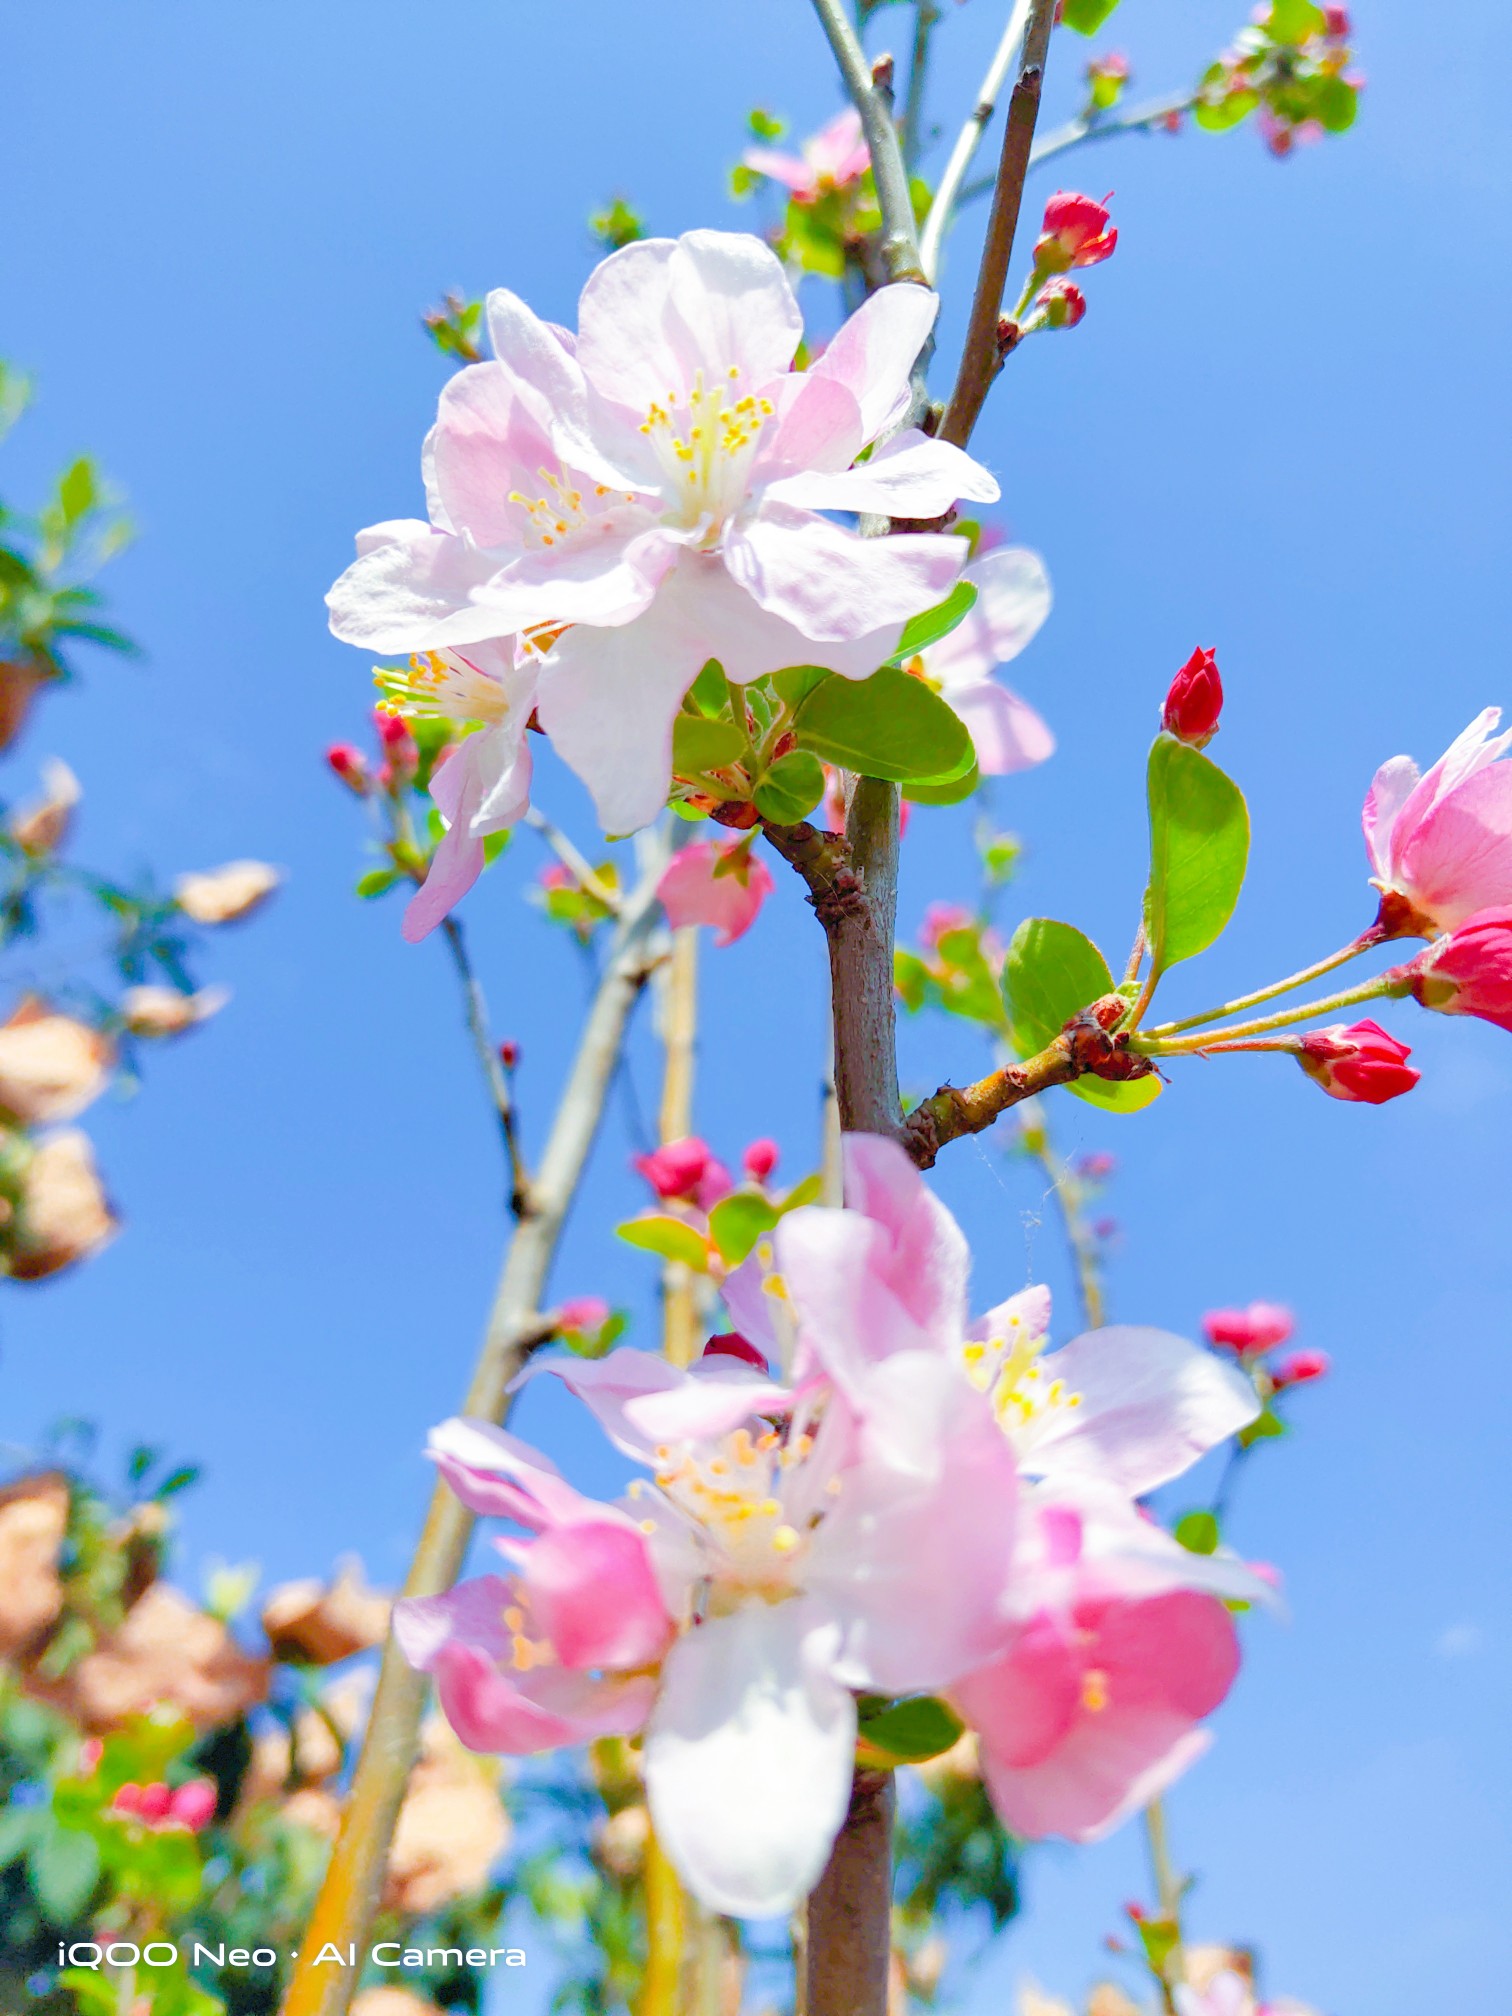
[777,1172,823,1213]
[1174,1510,1221,1556]
[793,665,971,782]
[753,750,825,824]
[1144,734,1250,977]
[904,751,980,806]
[1068,1073,1162,1115]
[0,1805,38,1868]
[673,713,746,776]
[1266,0,1325,44]
[1312,75,1358,132]
[770,663,831,710]
[857,1695,964,1764]
[29,1824,102,1922]
[155,1463,202,1499]
[894,948,930,1013]
[687,658,731,716]
[1238,1405,1287,1450]
[616,1215,709,1270]
[355,868,401,899]
[58,458,100,525]
[707,1192,780,1267]
[1060,0,1122,32]
[889,581,978,664]
[1002,917,1114,1056]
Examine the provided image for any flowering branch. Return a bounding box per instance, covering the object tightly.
[918,0,1033,282]
[1142,927,1386,1039]
[524,806,623,918]
[279,865,666,2016]
[1029,90,1195,171]
[937,0,1057,450]
[1135,971,1408,1056]
[807,0,927,282]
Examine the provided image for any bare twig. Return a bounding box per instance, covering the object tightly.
[279,864,666,2016]
[901,1,942,173]
[1019,1099,1106,1329]
[1030,91,1193,171]
[919,0,1033,281]
[808,0,926,280]
[937,0,1057,450]
[523,805,623,916]
[438,914,531,1216]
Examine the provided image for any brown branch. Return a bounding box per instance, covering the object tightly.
[937,0,1057,450]
[802,1771,896,2016]
[438,913,531,1217]
[279,868,665,2016]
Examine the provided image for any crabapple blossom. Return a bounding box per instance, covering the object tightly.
[1034,192,1119,272]
[1399,905,1512,1031]
[1363,707,1512,935]
[1270,1348,1329,1389]
[1296,1017,1419,1104]
[656,838,775,946]
[634,1135,733,1208]
[742,1137,780,1182]
[1163,647,1223,746]
[912,547,1055,775]
[742,107,871,202]
[328,230,998,836]
[1202,1303,1294,1356]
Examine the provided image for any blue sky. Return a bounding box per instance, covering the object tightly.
[4,3,1510,2011]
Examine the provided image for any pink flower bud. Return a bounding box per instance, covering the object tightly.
[373,709,418,783]
[136,1781,174,1823]
[1034,191,1118,273]
[1297,1018,1420,1104]
[921,902,974,952]
[1403,908,1512,1031]
[111,1781,146,1817]
[325,742,370,795]
[1162,647,1223,746]
[557,1295,610,1333]
[743,1138,780,1182]
[78,1738,103,1775]
[1033,277,1086,330]
[1271,1348,1330,1389]
[634,1136,726,1204]
[168,1779,218,1832]
[499,1039,520,1070]
[702,1333,770,1373]
[1323,5,1351,36]
[1202,1301,1294,1355]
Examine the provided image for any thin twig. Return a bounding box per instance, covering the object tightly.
[1020,1100,1105,1329]
[278,864,666,2016]
[901,0,942,174]
[808,0,926,280]
[937,0,1057,450]
[438,914,531,1216]
[524,806,623,916]
[953,92,1197,213]
[918,0,1033,282]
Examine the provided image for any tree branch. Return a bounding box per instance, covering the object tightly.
[901,1,942,174]
[808,0,926,281]
[802,1771,896,2016]
[278,866,666,2016]
[438,914,531,1217]
[937,0,1057,450]
[918,0,1033,282]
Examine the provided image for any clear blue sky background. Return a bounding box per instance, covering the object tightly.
[4,4,1509,2011]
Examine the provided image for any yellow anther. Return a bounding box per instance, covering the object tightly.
[772,1524,800,1553]
[1080,1668,1111,1714]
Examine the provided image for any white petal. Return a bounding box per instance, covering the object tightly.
[926,546,1052,686]
[645,1600,854,1918]
[808,284,940,442]
[726,506,966,643]
[763,431,999,518]
[949,682,1055,775]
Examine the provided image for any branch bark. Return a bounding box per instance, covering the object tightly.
[802,1772,897,2016]
[938,0,1057,450]
[808,0,926,282]
[918,0,1033,282]
[279,868,665,2016]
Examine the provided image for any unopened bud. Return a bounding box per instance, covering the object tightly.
[1202,1302,1293,1356]
[870,51,895,93]
[1296,1018,1419,1104]
[325,742,371,795]
[1161,647,1223,746]
[1400,908,1512,1032]
[1323,4,1350,36]
[702,1332,770,1372]
[1033,278,1086,330]
[1033,191,1117,274]
[373,709,418,785]
[1271,1347,1330,1389]
[742,1137,780,1182]
[499,1039,520,1070]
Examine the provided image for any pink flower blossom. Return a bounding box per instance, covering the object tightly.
[329,231,998,837]
[742,1137,779,1181]
[920,901,975,950]
[1034,192,1118,272]
[1033,278,1087,330]
[1363,708,1512,936]
[556,1296,610,1334]
[168,1779,218,1832]
[1401,905,1512,1030]
[743,108,871,204]
[1296,1018,1419,1104]
[1271,1348,1329,1389]
[656,840,775,947]
[634,1136,733,1208]
[1202,1302,1294,1356]
[915,549,1055,777]
[1162,646,1223,747]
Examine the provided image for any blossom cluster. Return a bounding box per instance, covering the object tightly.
[397,1136,1266,1917]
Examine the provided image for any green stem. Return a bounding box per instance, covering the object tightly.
[1144,930,1384,1039]
[1135,972,1406,1055]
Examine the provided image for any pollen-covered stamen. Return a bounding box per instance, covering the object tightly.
[1080,1667,1111,1714]
[647,1419,828,1602]
[501,1598,556,1674]
[960,1314,1083,1453]
[374,649,513,728]
[639,366,776,537]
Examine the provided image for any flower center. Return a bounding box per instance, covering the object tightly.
[639,366,775,540]
[960,1321,1083,1456]
[644,1423,823,1606]
[375,650,513,728]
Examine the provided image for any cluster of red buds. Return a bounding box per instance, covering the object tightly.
[109,1777,218,1833]
[1005,191,1119,343]
[1203,1301,1328,1392]
[324,709,425,798]
[633,1134,779,1209]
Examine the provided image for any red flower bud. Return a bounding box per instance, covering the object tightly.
[1402,908,1512,1032]
[1034,191,1118,273]
[168,1779,218,1833]
[557,1295,610,1333]
[373,708,419,784]
[325,742,370,795]
[1271,1347,1330,1389]
[1162,647,1223,746]
[111,1781,146,1817]
[499,1039,520,1070]
[136,1781,174,1823]
[1323,5,1351,37]
[1297,1019,1419,1104]
[702,1332,770,1373]
[1203,1301,1294,1355]
[634,1136,732,1208]
[743,1137,780,1182]
[1033,277,1086,330]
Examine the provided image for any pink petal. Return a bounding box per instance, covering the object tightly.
[425,1417,606,1530]
[806,284,940,442]
[946,682,1056,775]
[726,506,967,645]
[1392,759,1512,929]
[521,1520,674,1670]
[763,429,999,517]
[657,843,775,946]
[927,547,1053,683]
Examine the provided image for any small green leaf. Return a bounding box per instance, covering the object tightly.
[1068,1073,1162,1115]
[355,868,401,899]
[890,581,978,664]
[707,1192,780,1267]
[793,665,971,782]
[58,458,100,525]
[894,948,931,1013]
[1144,734,1250,977]
[857,1696,964,1764]
[1312,75,1357,132]
[1059,0,1122,32]
[482,828,511,865]
[673,713,746,775]
[616,1215,709,1270]
[1174,1510,1221,1556]
[1238,1406,1287,1449]
[155,1464,202,1499]
[771,663,831,709]
[1266,0,1325,44]
[29,1824,102,1923]
[777,1172,823,1213]
[687,658,731,716]
[1003,917,1114,1056]
[904,751,980,806]
[753,750,825,824]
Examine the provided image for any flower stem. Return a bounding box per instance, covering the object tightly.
[1143,930,1384,1039]
[637,1828,688,2016]
[1134,972,1405,1055]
